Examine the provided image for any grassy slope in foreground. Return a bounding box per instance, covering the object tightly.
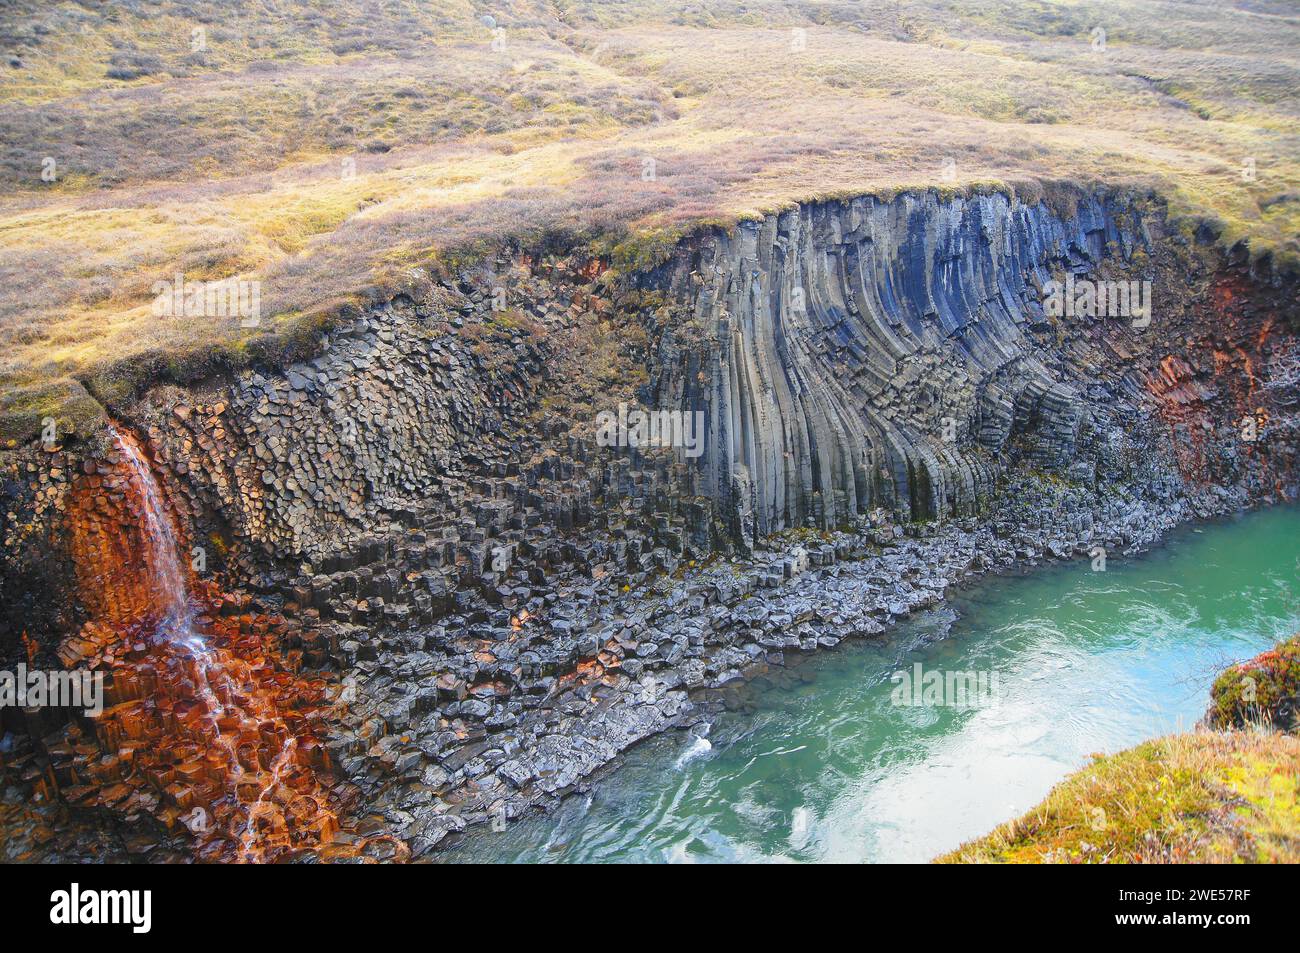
[939,636,1300,864]
[1,0,1298,442]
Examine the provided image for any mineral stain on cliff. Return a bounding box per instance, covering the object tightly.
[57,425,370,862]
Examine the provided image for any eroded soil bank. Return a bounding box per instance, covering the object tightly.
[2,187,1297,860]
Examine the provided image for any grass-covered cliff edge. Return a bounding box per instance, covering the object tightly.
[2,0,1298,443]
[938,635,1300,863]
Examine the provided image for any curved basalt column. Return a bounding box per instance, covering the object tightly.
[647,191,1149,541]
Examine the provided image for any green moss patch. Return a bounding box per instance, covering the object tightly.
[1208,635,1300,731]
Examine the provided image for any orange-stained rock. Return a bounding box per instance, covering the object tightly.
[51,427,394,862]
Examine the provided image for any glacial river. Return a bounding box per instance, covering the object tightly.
[438,505,1300,863]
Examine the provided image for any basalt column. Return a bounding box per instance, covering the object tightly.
[649,191,1143,540]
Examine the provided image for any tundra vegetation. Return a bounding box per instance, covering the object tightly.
[1,0,1297,442]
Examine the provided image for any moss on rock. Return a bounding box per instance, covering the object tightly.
[1208,635,1300,731]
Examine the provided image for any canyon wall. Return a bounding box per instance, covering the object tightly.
[646,192,1135,544]
[2,186,1297,859]
[5,187,1297,648]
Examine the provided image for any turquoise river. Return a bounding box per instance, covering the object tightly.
[438,505,1300,863]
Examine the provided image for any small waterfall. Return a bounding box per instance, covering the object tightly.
[110,427,199,649]
[106,425,298,858]
[60,425,359,862]
[110,424,238,734]
[111,426,227,714]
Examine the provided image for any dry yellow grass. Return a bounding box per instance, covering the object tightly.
[0,0,1296,441]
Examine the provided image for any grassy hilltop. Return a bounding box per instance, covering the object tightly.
[1,0,1297,440]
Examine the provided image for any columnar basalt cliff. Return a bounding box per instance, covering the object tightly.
[646,192,1128,542]
[641,191,1296,545]
[2,187,1297,860]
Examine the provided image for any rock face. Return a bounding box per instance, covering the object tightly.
[1,186,1297,861]
[644,191,1170,544]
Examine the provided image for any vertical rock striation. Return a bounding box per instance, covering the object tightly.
[645,191,1156,545]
